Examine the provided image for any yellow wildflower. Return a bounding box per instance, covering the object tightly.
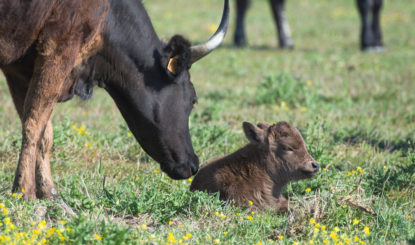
[348,172,352,176]
[309,240,314,244]
[21,189,25,193]
[223,232,228,235]
[219,213,226,219]
[333,227,340,233]
[323,240,329,244]
[363,226,370,235]
[236,213,241,216]
[315,223,321,228]
[127,132,133,137]
[305,188,311,192]
[354,236,360,242]
[140,224,148,230]
[94,234,103,241]
[213,239,220,244]
[330,233,338,239]
[187,178,192,183]
[38,221,46,230]
[309,218,315,224]
[169,220,173,225]
[186,233,192,238]
[167,233,176,243]
[247,215,254,221]
[153,170,159,173]
[248,200,253,205]
[313,228,319,233]
[208,24,218,35]
[353,218,359,224]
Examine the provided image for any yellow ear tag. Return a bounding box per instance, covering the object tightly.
[167,56,179,75]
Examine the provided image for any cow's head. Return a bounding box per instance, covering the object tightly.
[108,0,229,180]
[242,121,319,183]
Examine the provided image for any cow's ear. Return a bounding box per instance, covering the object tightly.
[164,35,191,76]
[243,122,266,145]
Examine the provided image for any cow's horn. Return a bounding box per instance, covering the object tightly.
[190,0,229,64]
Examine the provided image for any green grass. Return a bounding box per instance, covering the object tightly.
[1,0,415,244]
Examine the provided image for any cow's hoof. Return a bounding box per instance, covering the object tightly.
[279,44,294,50]
[24,192,37,200]
[13,184,37,200]
[362,46,385,53]
[234,35,247,47]
[36,185,58,199]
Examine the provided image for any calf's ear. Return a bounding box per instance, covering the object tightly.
[243,122,266,145]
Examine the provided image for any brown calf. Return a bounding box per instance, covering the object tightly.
[0,0,108,199]
[190,121,319,211]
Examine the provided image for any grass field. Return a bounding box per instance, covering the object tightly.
[1,0,415,244]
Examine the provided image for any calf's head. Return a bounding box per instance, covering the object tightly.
[243,121,319,182]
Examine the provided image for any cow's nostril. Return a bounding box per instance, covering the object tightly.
[190,155,199,175]
[312,162,319,171]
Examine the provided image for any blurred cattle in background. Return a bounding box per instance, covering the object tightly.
[234,0,384,51]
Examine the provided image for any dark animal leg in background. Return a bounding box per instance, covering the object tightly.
[234,0,251,47]
[372,0,384,50]
[357,0,376,51]
[270,0,294,49]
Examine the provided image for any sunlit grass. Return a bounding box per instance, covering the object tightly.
[1,0,415,244]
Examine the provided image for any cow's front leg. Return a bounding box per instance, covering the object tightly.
[270,0,294,49]
[372,0,384,51]
[357,0,375,51]
[13,54,76,200]
[234,0,251,47]
[35,120,57,199]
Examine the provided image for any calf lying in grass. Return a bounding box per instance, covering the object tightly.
[190,121,319,211]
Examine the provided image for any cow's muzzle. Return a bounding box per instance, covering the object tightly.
[161,154,199,180]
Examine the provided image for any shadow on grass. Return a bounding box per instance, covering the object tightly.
[333,131,415,155]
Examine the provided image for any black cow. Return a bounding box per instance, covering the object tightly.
[234,0,384,51]
[0,0,229,199]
